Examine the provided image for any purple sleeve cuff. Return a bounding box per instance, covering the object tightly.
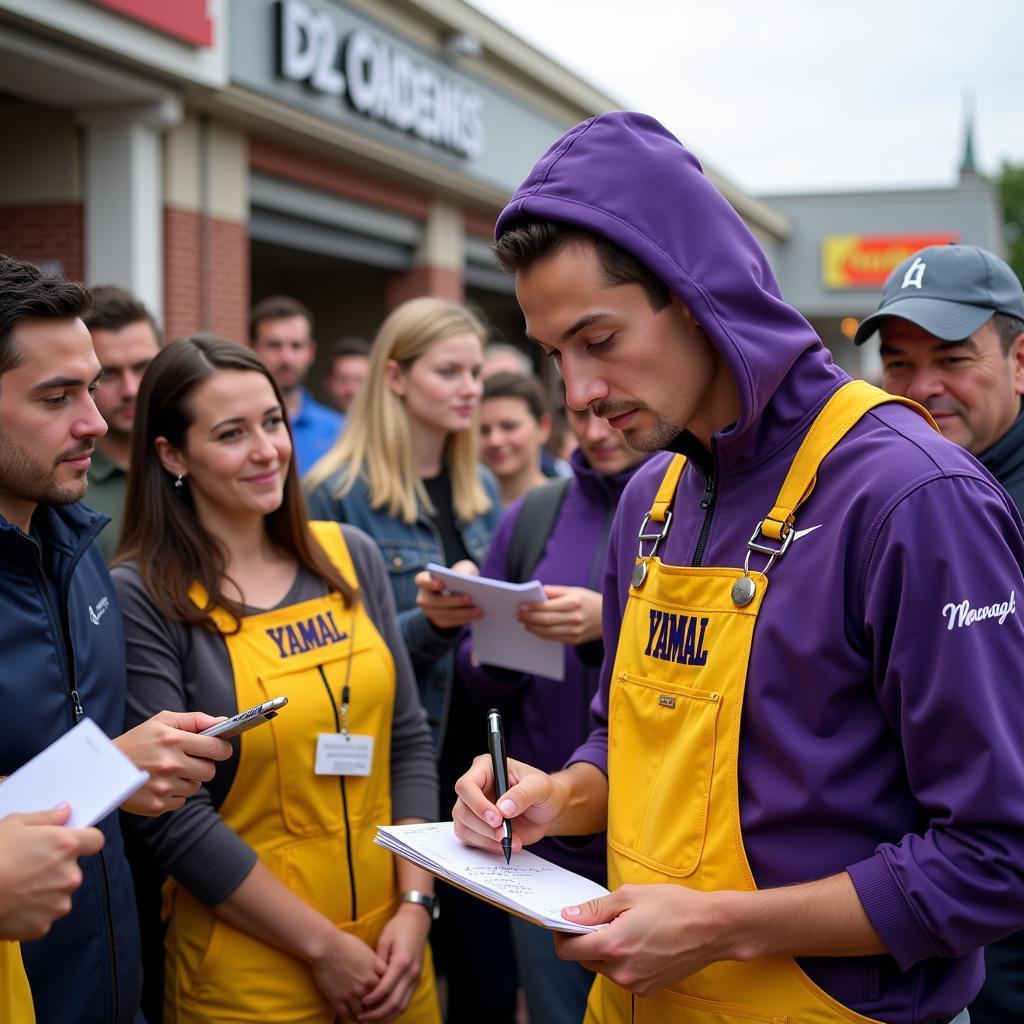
[565,725,608,777]
[847,854,938,970]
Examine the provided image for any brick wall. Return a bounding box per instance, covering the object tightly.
[164,206,248,343]
[0,203,84,281]
[385,266,463,310]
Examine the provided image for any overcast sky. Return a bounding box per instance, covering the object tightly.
[466,0,1022,196]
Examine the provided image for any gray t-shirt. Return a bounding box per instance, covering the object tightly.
[112,524,439,906]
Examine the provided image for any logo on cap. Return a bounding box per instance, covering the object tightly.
[901,257,926,290]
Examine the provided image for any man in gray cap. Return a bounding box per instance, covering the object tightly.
[856,243,1024,1021]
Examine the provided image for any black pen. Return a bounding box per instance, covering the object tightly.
[486,708,513,864]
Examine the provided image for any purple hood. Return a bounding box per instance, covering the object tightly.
[497,113,1024,1023]
[496,111,841,472]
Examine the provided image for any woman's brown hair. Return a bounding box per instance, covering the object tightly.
[115,334,355,630]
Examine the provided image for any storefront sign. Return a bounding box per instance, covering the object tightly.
[823,233,958,289]
[276,0,484,159]
[91,0,213,47]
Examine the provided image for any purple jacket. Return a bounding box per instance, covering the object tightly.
[496,112,1024,1023]
[457,449,646,883]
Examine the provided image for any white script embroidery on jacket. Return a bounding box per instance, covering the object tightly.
[942,590,1016,631]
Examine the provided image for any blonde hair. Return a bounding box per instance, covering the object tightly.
[306,297,492,524]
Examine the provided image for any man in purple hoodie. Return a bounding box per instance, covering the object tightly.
[452,112,1024,1024]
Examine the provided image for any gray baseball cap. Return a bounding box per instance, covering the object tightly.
[853,244,1024,345]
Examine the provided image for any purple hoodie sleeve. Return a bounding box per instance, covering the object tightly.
[848,473,1024,968]
[565,507,626,778]
[456,500,532,705]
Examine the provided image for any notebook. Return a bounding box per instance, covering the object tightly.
[0,718,149,827]
[375,820,608,933]
[425,563,564,680]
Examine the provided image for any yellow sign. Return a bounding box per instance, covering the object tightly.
[823,233,958,289]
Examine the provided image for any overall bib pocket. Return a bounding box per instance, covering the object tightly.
[257,645,378,838]
[607,671,721,877]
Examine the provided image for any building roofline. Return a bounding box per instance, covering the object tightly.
[405,0,620,116]
[759,182,994,202]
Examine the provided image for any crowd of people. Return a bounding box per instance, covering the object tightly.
[2,111,1024,1024]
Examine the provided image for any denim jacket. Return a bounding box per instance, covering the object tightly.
[307,468,501,747]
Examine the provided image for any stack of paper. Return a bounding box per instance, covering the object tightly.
[425,563,564,680]
[375,821,608,933]
[0,718,149,827]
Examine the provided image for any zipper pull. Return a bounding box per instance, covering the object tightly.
[70,689,85,721]
[700,474,715,510]
[340,685,350,737]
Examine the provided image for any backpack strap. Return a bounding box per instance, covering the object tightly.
[506,477,573,583]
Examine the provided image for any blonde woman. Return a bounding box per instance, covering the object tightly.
[306,297,519,1024]
[306,297,500,748]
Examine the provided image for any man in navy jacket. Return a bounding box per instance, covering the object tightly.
[0,253,232,1023]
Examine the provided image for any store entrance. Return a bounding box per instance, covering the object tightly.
[251,238,390,407]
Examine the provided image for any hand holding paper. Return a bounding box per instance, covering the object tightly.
[517,585,603,646]
[414,560,485,630]
[426,563,564,680]
[0,719,149,828]
[0,805,104,940]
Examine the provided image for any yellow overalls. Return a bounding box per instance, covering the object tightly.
[164,522,439,1024]
[587,382,936,1024]
[1,941,33,1022]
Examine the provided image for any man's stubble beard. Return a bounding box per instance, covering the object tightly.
[0,431,92,508]
[625,417,682,453]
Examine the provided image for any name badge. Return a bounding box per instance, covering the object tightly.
[315,733,374,776]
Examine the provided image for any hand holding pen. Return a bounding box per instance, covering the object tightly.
[486,708,514,864]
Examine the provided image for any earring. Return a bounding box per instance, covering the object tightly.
[174,474,184,490]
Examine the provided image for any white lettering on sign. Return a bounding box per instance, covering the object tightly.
[277,0,485,160]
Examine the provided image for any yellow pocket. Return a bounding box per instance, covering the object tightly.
[607,671,720,877]
[638,988,787,1023]
[256,649,380,838]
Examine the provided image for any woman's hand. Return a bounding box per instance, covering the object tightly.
[357,902,432,1021]
[414,559,485,630]
[517,585,603,645]
[308,928,386,1021]
[114,710,232,816]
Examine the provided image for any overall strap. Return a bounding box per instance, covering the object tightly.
[187,581,237,634]
[759,379,938,542]
[308,520,358,584]
[647,454,688,523]
[636,454,689,563]
[187,522,358,635]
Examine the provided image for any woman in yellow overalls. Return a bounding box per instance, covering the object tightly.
[112,336,441,1024]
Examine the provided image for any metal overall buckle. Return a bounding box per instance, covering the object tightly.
[732,518,794,606]
[632,510,673,589]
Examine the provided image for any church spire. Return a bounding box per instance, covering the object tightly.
[959,90,979,182]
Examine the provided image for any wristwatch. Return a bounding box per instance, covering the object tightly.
[399,890,440,920]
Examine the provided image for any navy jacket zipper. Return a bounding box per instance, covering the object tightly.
[33,526,120,1021]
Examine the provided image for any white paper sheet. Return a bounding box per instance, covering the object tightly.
[0,718,150,827]
[375,820,609,933]
[426,563,564,680]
